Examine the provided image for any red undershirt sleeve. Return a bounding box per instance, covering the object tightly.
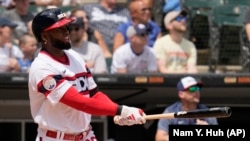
[60,87,119,116]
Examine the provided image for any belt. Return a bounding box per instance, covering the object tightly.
[45,126,91,141]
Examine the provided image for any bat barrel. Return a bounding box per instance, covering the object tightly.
[174,107,232,118]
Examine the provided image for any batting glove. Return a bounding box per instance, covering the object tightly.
[114,116,134,126]
[120,105,146,125]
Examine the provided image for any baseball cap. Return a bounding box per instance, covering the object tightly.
[164,10,187,25]
[0,17,17,28]
[126,23,148,38]
[32,8,74,42]
[177,76,203,91]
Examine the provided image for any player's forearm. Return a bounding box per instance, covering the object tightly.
[60,87,120,116]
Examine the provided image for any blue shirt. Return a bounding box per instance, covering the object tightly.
[157,101,218,133]
[17,58,33,73]
[116,21,161,47]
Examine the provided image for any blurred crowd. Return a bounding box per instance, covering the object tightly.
[0,0,203,74]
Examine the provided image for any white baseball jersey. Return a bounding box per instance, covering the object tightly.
[28,49,97,133]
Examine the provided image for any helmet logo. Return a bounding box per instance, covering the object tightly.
[57,13,67,19]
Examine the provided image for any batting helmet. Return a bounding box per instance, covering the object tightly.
[32,8,74,42]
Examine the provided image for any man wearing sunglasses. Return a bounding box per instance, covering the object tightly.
[153,10,198,74]
[68,17,108,74]
[155,76,218,141]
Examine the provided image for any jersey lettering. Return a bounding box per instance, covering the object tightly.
[68,76,88,92]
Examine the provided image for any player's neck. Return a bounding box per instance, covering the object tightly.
[41,47,65,57]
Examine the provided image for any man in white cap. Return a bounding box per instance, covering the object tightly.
[153,10,198,74]
[155,76,218,141]
[111,23,157,74]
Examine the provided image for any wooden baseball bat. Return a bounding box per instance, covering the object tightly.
[114,107,231,124]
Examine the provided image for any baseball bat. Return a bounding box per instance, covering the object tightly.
[114,107,231,124]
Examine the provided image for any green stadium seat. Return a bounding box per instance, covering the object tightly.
[60,5,75,13]
[224,0,250,6]
[211,5,248,27]
[0,6,4,13]
[28,5,46,15]
[210,5,248,68]
[105,57,112,73]
[182,0,225,16]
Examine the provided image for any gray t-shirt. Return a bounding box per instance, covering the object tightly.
[82,3,131,53]
[72,41,108,74]
[1,9,34,39]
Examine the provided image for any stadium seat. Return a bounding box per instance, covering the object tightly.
[210,5,248,69]
[0,6,4,13]
[224,0,250,6]
[60,5,74,13]
[211,5,248,27]
[182,0,224,17]
[182,0,224,69]
[105,57,112,73]
[28,5,46,15]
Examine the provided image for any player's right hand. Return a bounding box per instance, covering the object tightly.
[120,105,146,125]
[114,116,134,126]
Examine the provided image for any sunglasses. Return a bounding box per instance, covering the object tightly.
[68,27,80,32]
[138,33,148,37]
[175,16,187,22]
[141,7,152,12]
[185,86,201,93]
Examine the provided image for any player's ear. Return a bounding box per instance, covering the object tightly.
[41,33,48,44]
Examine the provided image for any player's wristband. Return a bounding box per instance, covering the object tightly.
[116,105,123,115]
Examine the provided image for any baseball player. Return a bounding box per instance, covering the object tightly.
[28,8,146,141]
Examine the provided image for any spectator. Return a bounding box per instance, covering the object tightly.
[32,0,62,8]
[113,0,161,51]
[17,33,37,73]
[1,0,34,43]
[155,76,218,141]
[111,23,157,74]
[244,8,250,42]
[82,0,131,54]
[1,0,16,10]
[0,17,22,72]
[153,10,198,73]
[69,17,108,74]
[62,0,80,6]
[27,19,33,36]
[70,8,112,58]
[161,0,182,35]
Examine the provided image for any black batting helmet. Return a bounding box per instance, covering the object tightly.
[32,8,74,42]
